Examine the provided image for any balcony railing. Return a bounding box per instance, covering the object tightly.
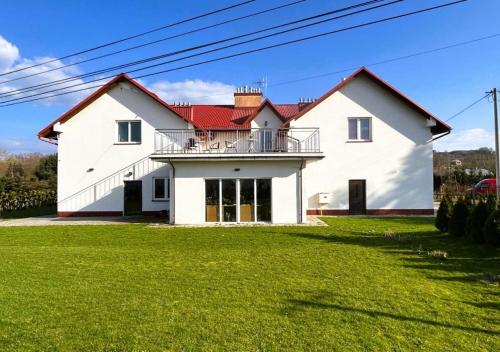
[153,128,320,154]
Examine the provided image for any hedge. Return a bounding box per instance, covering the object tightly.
[0,189,56,213]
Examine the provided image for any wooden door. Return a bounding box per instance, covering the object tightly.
[349,180,366,215]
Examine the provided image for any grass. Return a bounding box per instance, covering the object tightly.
[0,217,498,351]
[0,205,56,219]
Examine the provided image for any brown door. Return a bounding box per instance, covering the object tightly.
[124,181,142,215]
[349,180,366,215]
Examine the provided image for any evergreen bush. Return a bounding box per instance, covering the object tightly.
[448,198,469,237]
[435,194,452,233]
[483,209,500,247]
[465,201,489,243]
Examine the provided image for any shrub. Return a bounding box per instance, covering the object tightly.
[448,198,469,237]
[465,201,490,243]
[486,193,497,213]
[483,209,500,247]
[0,189,56,215]
[435,194,452,233]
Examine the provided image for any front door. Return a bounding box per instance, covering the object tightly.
[349,180,366,215]
[124,181,142,215]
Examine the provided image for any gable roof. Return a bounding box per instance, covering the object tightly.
[39,67,450,141]
[285,67,451,135]
[38,73,196,139]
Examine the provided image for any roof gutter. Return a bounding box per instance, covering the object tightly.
[431,130,451,142]
[38,135,58,145]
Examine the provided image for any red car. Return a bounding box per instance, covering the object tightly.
[473,178,496,195]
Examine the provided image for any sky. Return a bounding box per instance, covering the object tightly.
[0,0,498,154]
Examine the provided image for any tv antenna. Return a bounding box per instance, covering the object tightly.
[255,76,268,97]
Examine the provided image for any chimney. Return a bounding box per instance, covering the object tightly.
[234,86,262,108]
[298,97,316,111]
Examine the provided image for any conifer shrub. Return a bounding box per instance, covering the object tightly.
[448,198,469,237]
[483,209,500,247]
[435,194,452,233]
[465,201,489,243]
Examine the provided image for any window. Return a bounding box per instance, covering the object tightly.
[117,121,141,143]
[153,177,169,200]
[348,118,371,141]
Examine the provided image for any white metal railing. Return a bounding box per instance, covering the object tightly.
[153,128,320,154]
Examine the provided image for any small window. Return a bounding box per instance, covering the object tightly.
[153,177,169,200]
[348,118,371,141]
[117,121,141,143]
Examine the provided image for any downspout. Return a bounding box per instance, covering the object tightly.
[298,158,305,224]
[168,159,175,225]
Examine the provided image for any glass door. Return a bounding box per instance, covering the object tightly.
[256,179,271,221]
[239,179,255,222]
[221,179,237,222]
[205,179,220,222]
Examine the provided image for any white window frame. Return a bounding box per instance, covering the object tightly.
[152,177,169,201]
[116,120,142,144]
[347,117,372,142]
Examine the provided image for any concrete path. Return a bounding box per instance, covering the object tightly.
[0,215,165,227]
[0,215,327,227]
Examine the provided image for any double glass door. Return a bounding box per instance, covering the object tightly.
[205,178,271,222]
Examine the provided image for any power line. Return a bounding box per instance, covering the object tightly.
[0,0,468,108]
[269,33,500,88]
[0,0,258,78]
[0,0,400,100]
[0,0,306,86]
[446,93,490,122]
[0,0,391,98]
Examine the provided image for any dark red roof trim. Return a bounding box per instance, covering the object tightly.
[38,73,197,139]
[284,67,451,135]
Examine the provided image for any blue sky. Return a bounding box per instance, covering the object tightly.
[0,0,498,154]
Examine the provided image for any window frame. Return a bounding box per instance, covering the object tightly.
[347,117,372,142]
[152,177,170,201]
[116,120,142,144]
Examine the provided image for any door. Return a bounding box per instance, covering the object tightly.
[124,181,142,215]
[221,179,237,222]
[349,180,366,215]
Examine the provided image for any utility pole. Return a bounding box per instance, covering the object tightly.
[493,88,499,200]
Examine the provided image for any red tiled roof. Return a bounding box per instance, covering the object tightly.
[170,102,300,129]
[39,68,450,140]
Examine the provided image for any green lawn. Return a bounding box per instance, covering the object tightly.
[0,218,498,351]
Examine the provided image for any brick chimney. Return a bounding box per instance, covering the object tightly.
[234,86,262,108]
[298,98,316,111]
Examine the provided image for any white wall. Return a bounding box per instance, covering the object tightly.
[57,81,190,213]
[291,74,434,211]
[250,106,282,129]
[172,160,302,224]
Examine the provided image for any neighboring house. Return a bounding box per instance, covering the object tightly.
[38,67,451,224]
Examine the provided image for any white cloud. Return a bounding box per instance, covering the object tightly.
[0,35,88,106]
[0,36,19,71]
[434,128,494,151]
[0,136,56,154]
[149,79,235,104]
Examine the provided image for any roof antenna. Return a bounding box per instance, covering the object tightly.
[255,76,268,97]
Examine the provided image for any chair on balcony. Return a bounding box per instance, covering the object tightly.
[224,140,237,152]
[184,137,200,152]
[204,142,220,153]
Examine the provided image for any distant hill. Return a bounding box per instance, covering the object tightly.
[434,148,495,176]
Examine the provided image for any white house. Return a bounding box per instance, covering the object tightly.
[38,67,451,224]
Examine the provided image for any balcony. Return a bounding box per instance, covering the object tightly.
[151,128,322,161]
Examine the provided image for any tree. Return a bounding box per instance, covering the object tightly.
[483,209,500,247]
[448,198,469,237]
[435,194,452,233]
[35,154,57,181]
[465,201,489,243]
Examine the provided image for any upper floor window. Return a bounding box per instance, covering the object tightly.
[117,121,141,143]
[153,177,170,200]
[348,117,371,141]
